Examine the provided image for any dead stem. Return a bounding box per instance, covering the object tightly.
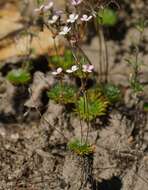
[28,88,68,141]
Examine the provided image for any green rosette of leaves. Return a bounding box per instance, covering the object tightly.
[47,83,77,104]
[68,139,94,156]
[75,89,108,121]
[7,69,31,85]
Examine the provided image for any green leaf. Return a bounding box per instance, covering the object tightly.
[97,8,118,26]
[7,69,31,85]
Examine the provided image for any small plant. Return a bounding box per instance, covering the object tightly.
[50,50,74,70]
[126,58,144,93]
[33,0,147,161]
[75,92,108,121]
[7,69,31,85]
[126,18,146,95]
[68,139,94,156]
[101,83,121,103]
[47,83,77,104]
[135,19,148,33]
[97,8,118,26]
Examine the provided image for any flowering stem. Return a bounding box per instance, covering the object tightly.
[104,29,109,83]
[53,37,59,56]
[94,18,103,82]
[77,45,92,65]
[69,44,84,143]
[84,90,91,144]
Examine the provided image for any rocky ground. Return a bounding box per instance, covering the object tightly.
[0,0,148,190]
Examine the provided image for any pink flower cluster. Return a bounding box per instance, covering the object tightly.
[58,13,93,35]
[34,0,97,77]
[34,0,93,36]
[52,64,94,76]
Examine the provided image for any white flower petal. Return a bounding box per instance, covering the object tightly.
[52,67,63,75]
[48,15,59,24]
[67,14,79,23]
[59,26,71,35]
[71,65,78,71]
[44,2,53,11]
[72,0,82,5]
[57,67,63,73]
[34,5,44,12]
[82,64,94,72]
[52,71,58,75]
[81,14,92,21]
[66,69,73,73]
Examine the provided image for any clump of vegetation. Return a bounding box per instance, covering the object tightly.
[101,83,121,103]
[7,69,31,85]
[68,139,94,156]
[126,57,144,94]
[135,19,148,33]
[32,0,146,160]
[97,8,118,26]
[47,83,77,104]
[75,91,108,121]
[50,50,74,70]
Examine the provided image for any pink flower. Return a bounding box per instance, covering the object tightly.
[71,0,82,6]
[81,14,93,22]
[82,64,94,73]
[52,68,63,75]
